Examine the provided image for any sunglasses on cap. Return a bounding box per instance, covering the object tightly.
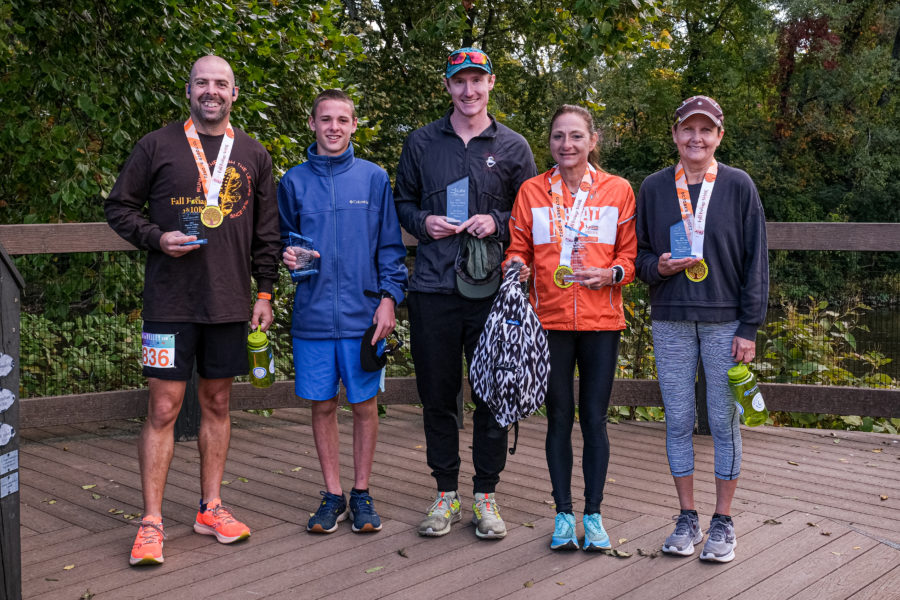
[448,50,489,66]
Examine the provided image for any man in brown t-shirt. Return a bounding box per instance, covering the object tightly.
[105,55,280,566]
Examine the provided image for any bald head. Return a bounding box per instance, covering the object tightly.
[186,55,238,135]
[190,55,235,86]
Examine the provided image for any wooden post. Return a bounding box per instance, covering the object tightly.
[174,360,201,442]
[695,359,711,436]
[0,244,23,600]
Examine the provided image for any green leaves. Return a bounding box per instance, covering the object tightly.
[1,0,358,225]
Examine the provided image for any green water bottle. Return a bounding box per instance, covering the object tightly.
[247,326,275,388]
[728,364,768,426]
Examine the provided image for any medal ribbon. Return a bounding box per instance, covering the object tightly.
[548,164,595,267]
[674,159,717,258]
[184,118,235,208]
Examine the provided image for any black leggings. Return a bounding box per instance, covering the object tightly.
[545,329,620,514]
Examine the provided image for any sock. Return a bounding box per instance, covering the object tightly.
[712,512,732,522]
[351,488,369,495]
[681,508,699,517]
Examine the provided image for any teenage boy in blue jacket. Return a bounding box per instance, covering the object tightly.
[278,89,408,534]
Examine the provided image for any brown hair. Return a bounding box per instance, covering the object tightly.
[549,104,602,170]
[311,89,357,119]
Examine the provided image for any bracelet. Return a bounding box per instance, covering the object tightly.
[257,292,272,301]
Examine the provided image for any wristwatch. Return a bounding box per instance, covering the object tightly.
[379,290,397,304]
[611,265,624,285]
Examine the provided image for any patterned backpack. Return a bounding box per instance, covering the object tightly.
[470,264,550,451]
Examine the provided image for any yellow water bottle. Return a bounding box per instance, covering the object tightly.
[247,326,275,388]
[728,364,768,426]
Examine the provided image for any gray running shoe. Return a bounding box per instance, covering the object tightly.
[662,511,704,556]
[699,515,736,562]
[418,491,462,537]
[472,492,507,539]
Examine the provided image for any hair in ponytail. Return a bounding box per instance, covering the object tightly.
[549,104,602,170]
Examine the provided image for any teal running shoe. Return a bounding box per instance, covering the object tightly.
[550,512,579,550]
[583,513,611,551]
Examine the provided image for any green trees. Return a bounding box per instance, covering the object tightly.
[591,0,900,226]
[335,0,662,170]
[0,0,359,224]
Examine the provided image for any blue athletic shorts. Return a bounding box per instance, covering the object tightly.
[292,337,383,403]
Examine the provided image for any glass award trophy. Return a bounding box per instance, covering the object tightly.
[445,177,469,225]
[563,240,590,283]
[669,222,693,259]
[288,232,320,282]
[179,210,208,245]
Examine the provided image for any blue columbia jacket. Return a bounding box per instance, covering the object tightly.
[278,143,408,339]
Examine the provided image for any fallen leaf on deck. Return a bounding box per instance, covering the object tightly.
[601,548,632,558]
[91,493,100,500]
[853,546,862,550]
[221,480,231,485]
[238,477,249,483]
[365,566,384,574]
[831,552,842,556]
[607,478,615,483]
[543,500,554,505]
[523,581,534,588]
[787,461,799,466]
[807,522,818,527]
[48,500,57,505]
[872,449,882,453]
[556,582,565,586]
[81,590,94,600]
[839,459,849,463]
[291,467,302,472]
[880,495,889,501]
[522,522,534,528]
[45,578,58,582]
[636,548,661,558]
[63,565,75,571]
[833,440,840,444]
[618,538,628,545]
[821,531,832,536]
[397,548,408,558]
[81,484,96,490]
[414,445,422,449]
[763,519,782,525]
[272,470,283,474]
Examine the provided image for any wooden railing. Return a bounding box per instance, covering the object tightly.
[2,221,899,429]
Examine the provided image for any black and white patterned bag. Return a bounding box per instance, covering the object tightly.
[470,264,550,433]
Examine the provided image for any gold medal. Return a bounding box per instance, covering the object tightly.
[554,265,574,288]
[200,205,224,228]
[685,259,709,283]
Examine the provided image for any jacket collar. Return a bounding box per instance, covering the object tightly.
[439,108,499,140]
[305,143,355,176]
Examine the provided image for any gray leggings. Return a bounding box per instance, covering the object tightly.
[652,320,742,480]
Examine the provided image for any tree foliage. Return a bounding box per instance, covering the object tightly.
[337,0,662,170]
[0,0,359,224]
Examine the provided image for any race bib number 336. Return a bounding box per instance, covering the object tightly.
[142,332,176,369]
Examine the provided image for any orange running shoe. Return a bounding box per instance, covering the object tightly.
[130,515,166,566]
[193,497,251,543]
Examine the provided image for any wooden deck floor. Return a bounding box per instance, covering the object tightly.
[19,405,900,600]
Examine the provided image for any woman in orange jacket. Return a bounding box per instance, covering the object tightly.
[505,105,636,552]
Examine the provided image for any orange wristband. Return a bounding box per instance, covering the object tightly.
[257,292,272,301]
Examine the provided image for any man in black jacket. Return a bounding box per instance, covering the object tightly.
[394,47,537,540]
